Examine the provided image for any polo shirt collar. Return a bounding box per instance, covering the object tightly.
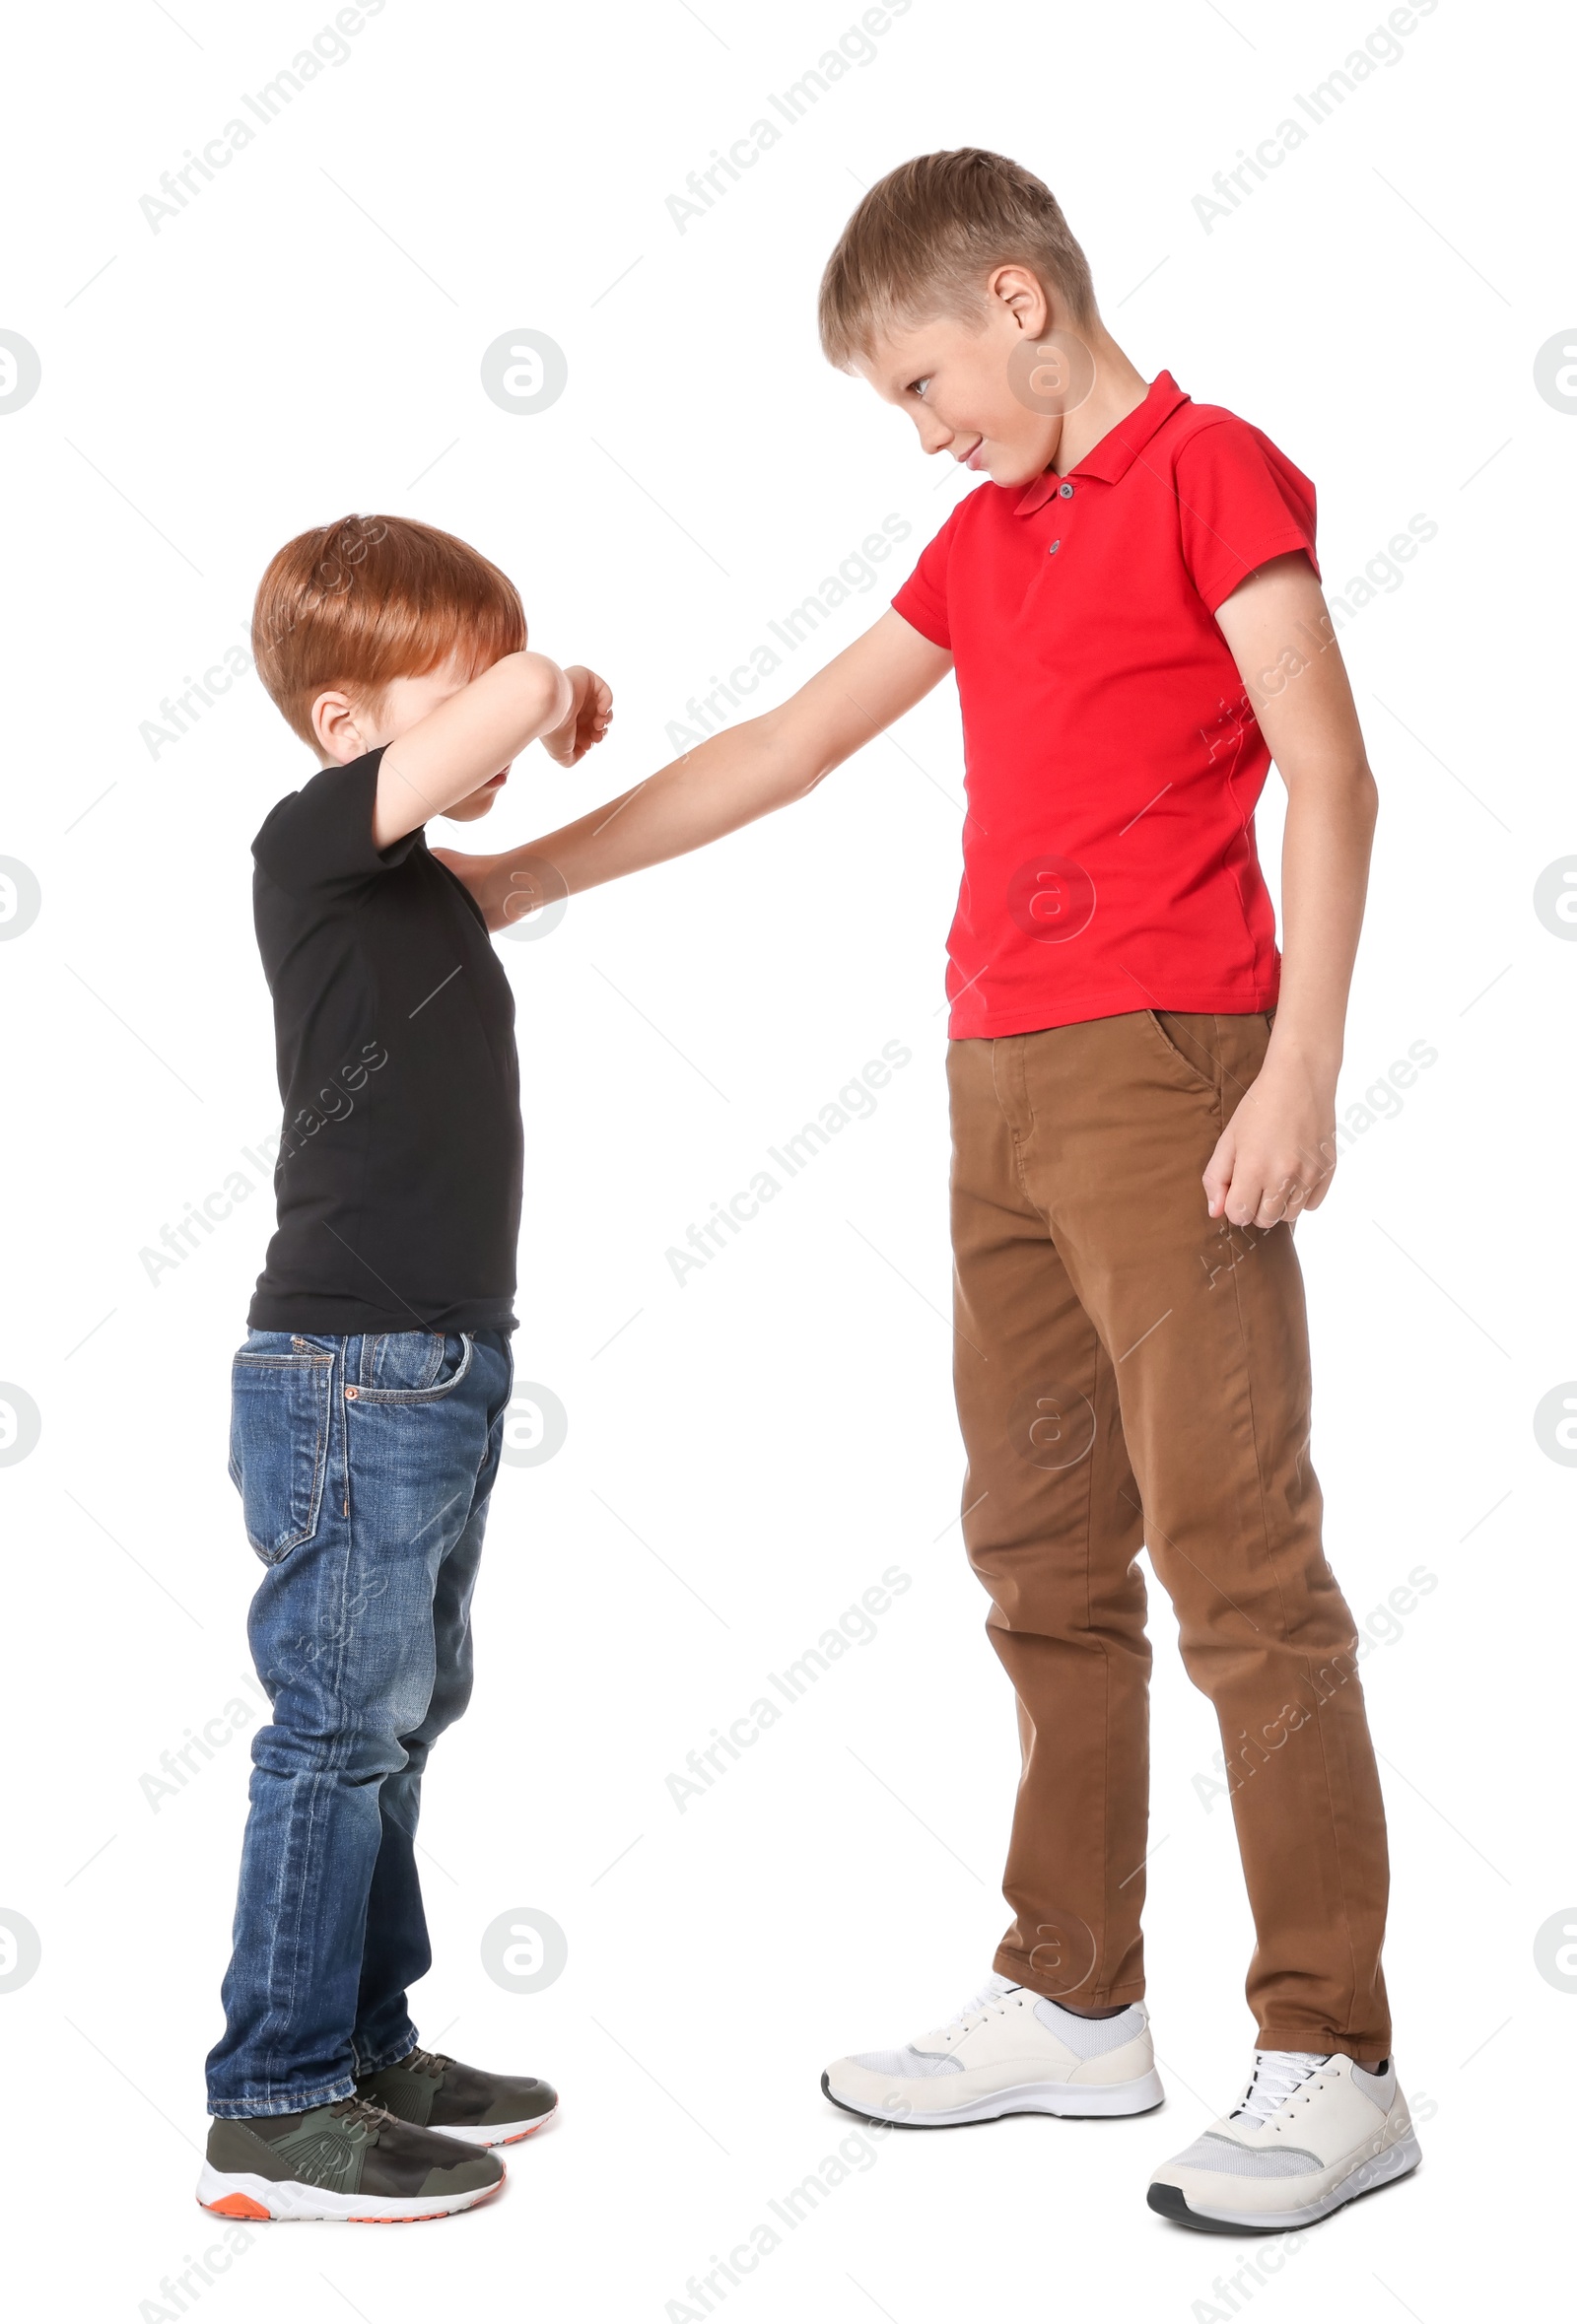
[1014,370,1190,514]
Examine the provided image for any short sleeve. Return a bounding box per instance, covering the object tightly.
[891,508,959,649]
[1174,419,1320,614]
[252,749,420,897]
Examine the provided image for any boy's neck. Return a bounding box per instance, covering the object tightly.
[1048,325,1152,476]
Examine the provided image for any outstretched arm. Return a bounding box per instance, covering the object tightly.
[447,611,951,931]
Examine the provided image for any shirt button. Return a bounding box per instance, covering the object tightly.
[1049,539,1061,555]
[1060,481,1074,498]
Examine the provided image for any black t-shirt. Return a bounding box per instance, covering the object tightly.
[247,749,521,1333]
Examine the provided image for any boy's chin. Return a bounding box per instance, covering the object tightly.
[989,446,1055,488]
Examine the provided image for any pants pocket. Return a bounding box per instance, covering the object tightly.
[230,1347,335,1563]
[1143,1009,1220,1095]
[351,1332,474,1403]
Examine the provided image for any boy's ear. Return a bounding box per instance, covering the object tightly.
[310,687,368,765]
[987,264,1053,337]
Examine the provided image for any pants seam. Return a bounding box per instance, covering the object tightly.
[208,2071,358,2119]
[1217,1015,1367,2049]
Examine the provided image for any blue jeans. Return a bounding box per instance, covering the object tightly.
[206,1327,514,2116]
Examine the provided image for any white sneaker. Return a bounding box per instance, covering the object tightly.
[822,1972,1164,2127]
[1148,2050,1420,2230]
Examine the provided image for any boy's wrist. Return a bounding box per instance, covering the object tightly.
[1264,1013,1341,1069]
[538,660,576,736]
[539,663,598,763]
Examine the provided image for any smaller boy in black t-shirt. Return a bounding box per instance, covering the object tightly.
[199,514,610,2224]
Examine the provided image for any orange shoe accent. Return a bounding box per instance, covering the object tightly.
[204,2191,271,2221]
[349,2206,447,2223]
[345,2181,505,2223]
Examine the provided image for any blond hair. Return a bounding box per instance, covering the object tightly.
[819,148,1096,368]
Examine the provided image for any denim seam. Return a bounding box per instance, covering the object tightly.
[350,1333,476,1404]
[264,1343,348,2097]
[353,2032,421,2078]
[208,2071,358,2120]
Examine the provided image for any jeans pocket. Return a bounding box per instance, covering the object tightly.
[351,1332,474,1403]
[230,1346,334,1562]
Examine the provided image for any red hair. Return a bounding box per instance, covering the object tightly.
[252,513,527,746]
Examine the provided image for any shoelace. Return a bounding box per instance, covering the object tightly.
[943,1975,1018,2035]
[396,2047,453,2079]
[325,2097,398,2135]
[1230,2050,1332,2126]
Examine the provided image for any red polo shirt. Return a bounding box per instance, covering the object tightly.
[892,372,1318,1039]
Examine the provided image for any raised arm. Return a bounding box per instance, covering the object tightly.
[459,611,951,931]
[370,651,576,849]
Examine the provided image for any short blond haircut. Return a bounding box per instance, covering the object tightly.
[818,148,1096,369]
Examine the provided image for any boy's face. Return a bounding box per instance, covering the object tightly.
[856,265,1087,488]
[313,649,512,821]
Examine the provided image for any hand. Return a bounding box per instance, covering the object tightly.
[540,665,612,767]
[1202,1050,1338,1229]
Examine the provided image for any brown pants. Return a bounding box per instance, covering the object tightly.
[949,1011,1391,2058]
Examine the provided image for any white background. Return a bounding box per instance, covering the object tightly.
[2,0,1573,2316]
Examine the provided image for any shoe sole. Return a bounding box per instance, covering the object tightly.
[195,2161,505,2223]
[1147,2132,1422,2233]
[821,2067,1166,2128]
[432,2102,559,2149]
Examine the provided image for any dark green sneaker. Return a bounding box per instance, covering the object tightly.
[356,2047,559,2147]
[197,2095,505,2221]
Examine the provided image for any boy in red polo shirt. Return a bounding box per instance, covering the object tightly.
[450,150,1417,2230]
